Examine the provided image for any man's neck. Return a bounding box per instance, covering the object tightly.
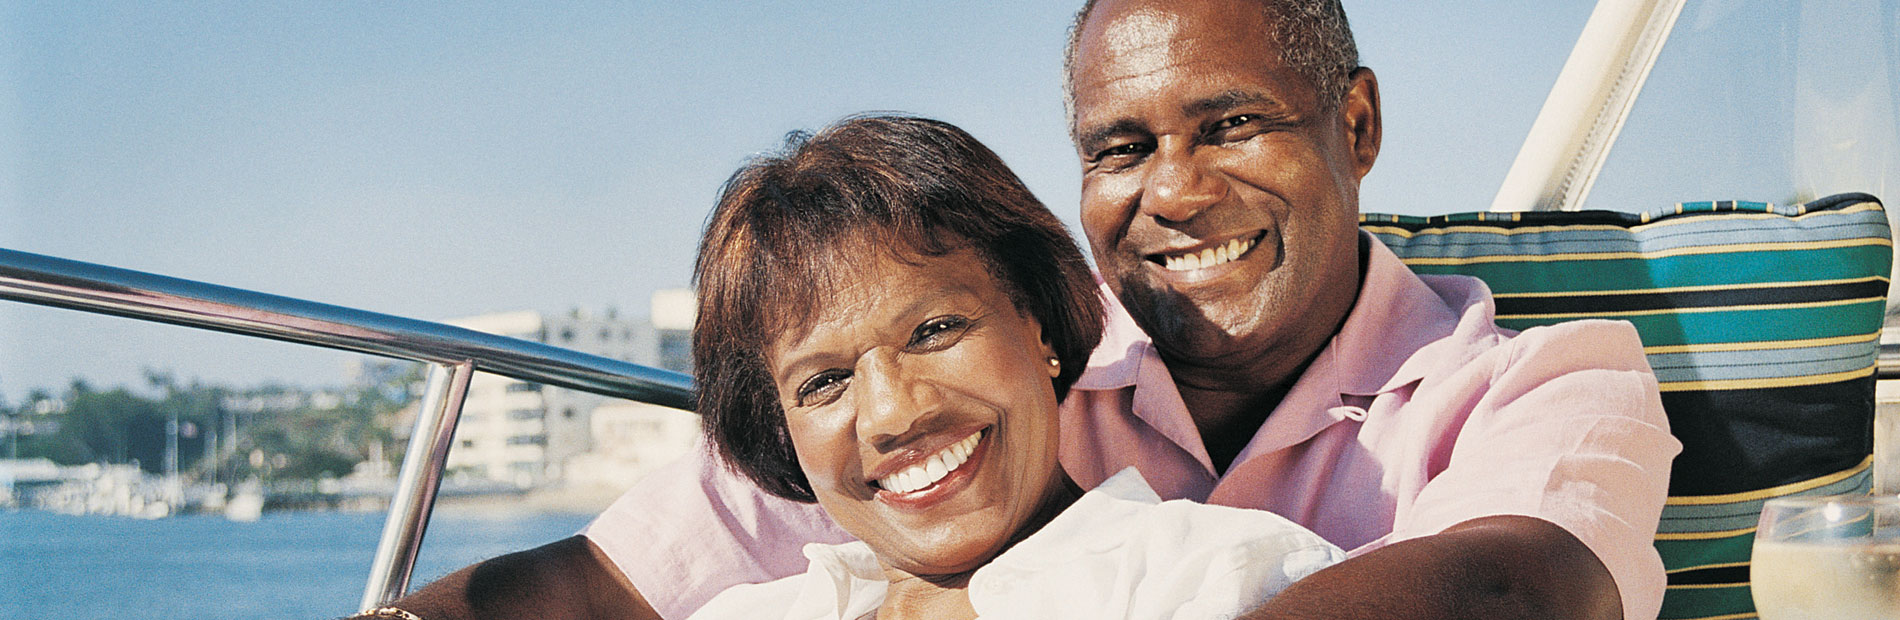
[1176,381,1294,474]
[1168,234,1372,476]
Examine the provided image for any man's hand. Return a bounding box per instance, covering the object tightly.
[369,535,660,620]
[1244,516,1622,620]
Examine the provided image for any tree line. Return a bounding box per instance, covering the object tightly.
[4,365,421,483]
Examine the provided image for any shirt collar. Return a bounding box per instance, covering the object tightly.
[1325,232,1467,396]
[980,468,1159,570]
[795,541,887,620]
[791,470,1163,618]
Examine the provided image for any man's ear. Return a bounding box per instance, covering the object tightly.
[1341,67,1382,180]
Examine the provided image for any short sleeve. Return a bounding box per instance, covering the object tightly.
[582,438,854,619]
[1395,320,1680,620]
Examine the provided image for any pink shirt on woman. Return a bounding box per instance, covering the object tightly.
[585,234,1680,620]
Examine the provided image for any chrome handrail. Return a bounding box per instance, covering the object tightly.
[0,247,694,608]
[0,248,693,408]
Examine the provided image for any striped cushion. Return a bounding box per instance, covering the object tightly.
[1360,193,1890,620]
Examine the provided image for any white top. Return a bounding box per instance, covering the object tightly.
[687,468,1344,620]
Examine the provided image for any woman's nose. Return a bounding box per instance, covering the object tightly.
[853,348,944,446]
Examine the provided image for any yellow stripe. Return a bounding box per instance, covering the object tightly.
[1499,295,1883,321]
[1666,582,1748,590]
[1656,525,1757,541]
[1657,365,1875,392]
[1492,275,1891,300]
[1395,237,1891,266]
[1666,456,1873,506]
[1360,201,1884,239]
[1364,223,1635,238]
[1667,561,1752,574]
[1643,332,1879,355]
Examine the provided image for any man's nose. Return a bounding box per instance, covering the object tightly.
[853,348,944,447]
[1140,145,1226,223]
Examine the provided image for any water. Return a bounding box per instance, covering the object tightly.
[0,508,593,620]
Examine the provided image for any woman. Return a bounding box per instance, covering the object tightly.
[686,114,1341,619]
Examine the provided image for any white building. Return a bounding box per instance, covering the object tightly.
[443,308,659,487]
[563,400,699,491]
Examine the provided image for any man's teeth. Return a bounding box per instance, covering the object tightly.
[1162,236,1256,272]
[877,432,981,494]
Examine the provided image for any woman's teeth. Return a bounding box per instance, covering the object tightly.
[1162,236,1256,272]
[877,432,981,494]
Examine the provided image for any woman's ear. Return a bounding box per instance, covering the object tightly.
[1042,340,1061,379]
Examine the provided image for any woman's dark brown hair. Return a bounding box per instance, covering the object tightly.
[693,113,1103,502]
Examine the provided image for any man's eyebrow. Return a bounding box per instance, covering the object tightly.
[1076,119,1147,152]
[1184,90,1275,117]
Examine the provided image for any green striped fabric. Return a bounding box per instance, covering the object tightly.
[1360,193,1890,620]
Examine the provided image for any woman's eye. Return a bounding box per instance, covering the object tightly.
[795,371,851,407]
[907,315,971,351]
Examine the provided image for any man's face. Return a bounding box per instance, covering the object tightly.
[1070,0,1379,379]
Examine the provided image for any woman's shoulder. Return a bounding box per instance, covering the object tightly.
[687,541,886,620]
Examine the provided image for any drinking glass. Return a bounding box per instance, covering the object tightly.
[1751,495,1900,619]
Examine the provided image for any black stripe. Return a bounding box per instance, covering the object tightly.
[1493,279,1887,316]
[1667,565,1750,586]
[1663,376,1874,496]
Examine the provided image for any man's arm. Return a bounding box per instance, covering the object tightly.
[1244,515,1621,620]
[371,535,660,620]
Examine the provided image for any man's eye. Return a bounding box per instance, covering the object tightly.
[796,371,851,406]
[1093,142,1151,163]
[907,315,971,351]
[1214,114,1258,130]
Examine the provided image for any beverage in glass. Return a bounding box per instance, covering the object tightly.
[1751,495,1900,619]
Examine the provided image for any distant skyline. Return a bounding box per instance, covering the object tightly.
[4,1,1894,401]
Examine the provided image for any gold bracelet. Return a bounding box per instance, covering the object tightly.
[346,607,424,620]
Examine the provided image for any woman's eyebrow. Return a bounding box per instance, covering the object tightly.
[767,286,977,386]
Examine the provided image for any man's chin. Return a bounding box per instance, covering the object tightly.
[1121,292,1268,370]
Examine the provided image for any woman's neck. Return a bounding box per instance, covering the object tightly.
[874,472,1085,619]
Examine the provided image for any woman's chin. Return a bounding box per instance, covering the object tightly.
[881,541,1005,579]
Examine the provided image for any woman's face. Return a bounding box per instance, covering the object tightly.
[765,246,1066,577]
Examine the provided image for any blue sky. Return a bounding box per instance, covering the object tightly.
[3,1,1894,400]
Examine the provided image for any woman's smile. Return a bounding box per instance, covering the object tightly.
[873,428,988,508]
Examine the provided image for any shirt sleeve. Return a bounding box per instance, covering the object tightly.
[581,437,855,619]
[1393,319,1681,620]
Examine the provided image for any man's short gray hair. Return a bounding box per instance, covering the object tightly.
[1063,0,1360,116]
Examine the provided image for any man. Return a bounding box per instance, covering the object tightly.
[367,1,1676,619]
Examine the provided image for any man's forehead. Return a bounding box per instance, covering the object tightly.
[1071,0,1284,96]
[1083,6,1184,75]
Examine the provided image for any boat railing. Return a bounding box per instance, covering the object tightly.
[0,247,693,611]
[7,245,1900,611]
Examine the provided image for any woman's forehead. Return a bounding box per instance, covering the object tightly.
[760,246,1002,355]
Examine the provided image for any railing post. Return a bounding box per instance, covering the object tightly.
[360,361,476,611]
[1488,0,1687,212]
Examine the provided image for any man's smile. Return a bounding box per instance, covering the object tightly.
[1148,231,1266,272]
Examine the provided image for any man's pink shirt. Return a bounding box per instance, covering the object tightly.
[585,235,1681,620]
